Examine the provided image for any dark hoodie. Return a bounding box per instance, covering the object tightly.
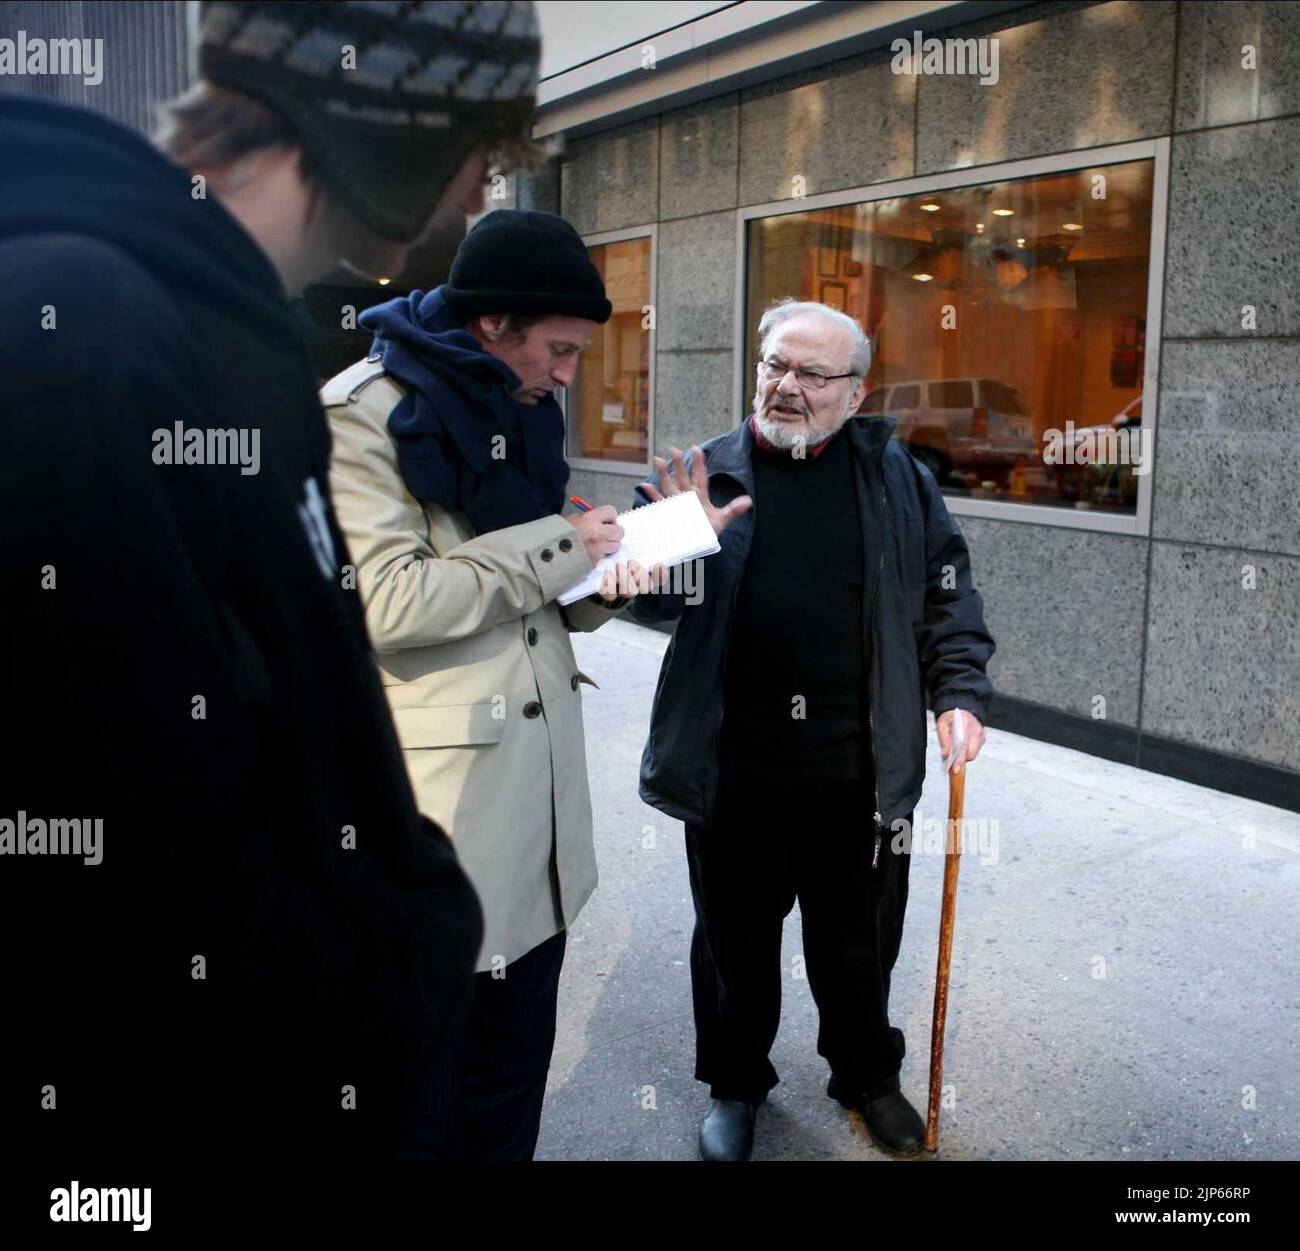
[0,99,482,1168]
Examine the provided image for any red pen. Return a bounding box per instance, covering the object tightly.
[569,495,593,512]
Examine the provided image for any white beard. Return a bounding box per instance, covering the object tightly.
[753,407,845,450]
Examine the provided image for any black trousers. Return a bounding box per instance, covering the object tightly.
[685,762,912,1104]
[399,928,567,1161]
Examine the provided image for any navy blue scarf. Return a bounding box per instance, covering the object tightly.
[358,286,570,535]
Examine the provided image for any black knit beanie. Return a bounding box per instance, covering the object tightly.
[442,210,612,323]
[196,1,541,243]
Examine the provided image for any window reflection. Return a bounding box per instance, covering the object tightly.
[745,160,1155,514]
[568,237,652,464]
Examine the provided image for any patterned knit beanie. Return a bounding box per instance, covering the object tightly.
[196,1,541,242]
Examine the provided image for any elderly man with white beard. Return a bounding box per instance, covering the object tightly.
[627,298,996,1161]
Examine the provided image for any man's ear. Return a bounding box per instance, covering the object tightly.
[477,313,509,343]
[849,377,868,414]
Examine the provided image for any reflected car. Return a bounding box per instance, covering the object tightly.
[858,377,1037,485]
[1052,396,1143,507]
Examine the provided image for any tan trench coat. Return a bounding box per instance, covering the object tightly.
[322,357,624,973]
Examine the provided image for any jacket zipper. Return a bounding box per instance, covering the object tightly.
[868,460,886,869]
[710,481,755,819]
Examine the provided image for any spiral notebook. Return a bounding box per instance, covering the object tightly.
[558,490,720,605]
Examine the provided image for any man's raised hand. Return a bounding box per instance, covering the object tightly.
[642,445,753,536]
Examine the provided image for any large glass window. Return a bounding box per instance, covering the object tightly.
[567,234,652,466]
[745,158,1155,516]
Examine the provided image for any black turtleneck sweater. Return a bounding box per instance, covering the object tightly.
[718,423,868,779]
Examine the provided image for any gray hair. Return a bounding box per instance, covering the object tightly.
[757,298,872,377]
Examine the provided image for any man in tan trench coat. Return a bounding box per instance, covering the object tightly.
[323,210,664,1159]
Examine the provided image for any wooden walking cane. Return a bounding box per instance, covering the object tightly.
[925,721,967,1154]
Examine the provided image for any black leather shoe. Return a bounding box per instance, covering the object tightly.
[827,1074,925,1157]
[698,1098,760,1161]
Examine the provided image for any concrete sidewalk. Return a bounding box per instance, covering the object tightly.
[537,618,1300,1161]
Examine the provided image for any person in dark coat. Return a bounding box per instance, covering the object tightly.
[628,298,996,1160]
[0,0,544,1170]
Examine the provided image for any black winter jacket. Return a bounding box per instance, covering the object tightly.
[628,414,996,852]
[0,98,481,1167]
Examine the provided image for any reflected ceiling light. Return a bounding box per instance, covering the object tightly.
[920,201,941,212]
[975,222,985,232]
[992,208,1014,217]
[377,276,392,285]
[1016,237,1026,246]
[912,272,934,282]
[1061,222,1083,231]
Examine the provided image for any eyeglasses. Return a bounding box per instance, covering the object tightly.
[757,357,857,390]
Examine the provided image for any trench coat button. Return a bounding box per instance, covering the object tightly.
[523,700,542,718]
[558,537,573,552]
[570,674,580,690]
[540,548,554,562]
[527,627,538,645]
